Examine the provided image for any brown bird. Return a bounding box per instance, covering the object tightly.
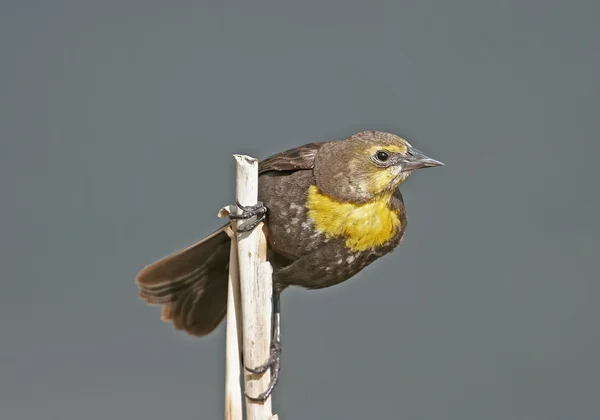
[136,130,443,400]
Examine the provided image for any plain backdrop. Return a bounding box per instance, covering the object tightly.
[2,1,599,419]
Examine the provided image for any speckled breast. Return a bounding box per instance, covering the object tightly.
[258,170,407,290]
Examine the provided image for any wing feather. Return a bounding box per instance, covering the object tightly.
[258,142,324,174]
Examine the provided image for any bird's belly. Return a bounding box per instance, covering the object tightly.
[262,194,401,290]
[268,232,386,290]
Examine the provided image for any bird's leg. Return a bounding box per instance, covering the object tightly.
[229,200,268,232]
[245,287,282,401]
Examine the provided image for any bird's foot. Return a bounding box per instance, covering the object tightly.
[229,201,267,232]
[246,340,281,374]
[245,340,281,401]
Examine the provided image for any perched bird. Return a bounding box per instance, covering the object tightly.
[136,130,443,400]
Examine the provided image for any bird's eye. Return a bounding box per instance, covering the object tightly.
[375,151,389,162]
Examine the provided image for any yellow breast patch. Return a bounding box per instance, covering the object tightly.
[306,185,401,252]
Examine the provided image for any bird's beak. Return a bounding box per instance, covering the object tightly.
[401,147,444,172]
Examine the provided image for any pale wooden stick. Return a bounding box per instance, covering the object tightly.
[233,154,276,420]
[223,224,243,420]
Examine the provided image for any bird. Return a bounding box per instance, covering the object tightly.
[135,130,443,400]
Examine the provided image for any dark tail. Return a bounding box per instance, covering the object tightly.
[136,225,231,336]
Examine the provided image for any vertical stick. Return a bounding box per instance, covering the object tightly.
[233,154,275,420]
[224,226,243,420]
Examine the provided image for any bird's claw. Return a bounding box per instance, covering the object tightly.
[245,341,282,401]
[246,342,281,374]
[229,201,268,232]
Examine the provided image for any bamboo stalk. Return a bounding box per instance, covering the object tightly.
[223,225,243,420]
[221,154,277,420]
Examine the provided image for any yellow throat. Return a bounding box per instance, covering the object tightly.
[306,185,401,252]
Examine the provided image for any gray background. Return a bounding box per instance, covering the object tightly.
[2,1,599,419]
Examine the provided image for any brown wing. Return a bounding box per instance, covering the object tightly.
[259,142,325,174]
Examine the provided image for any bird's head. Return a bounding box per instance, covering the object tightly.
[314,130,443,203]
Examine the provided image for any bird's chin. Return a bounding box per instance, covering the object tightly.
[399,170,412,179]
[391,172,411,188]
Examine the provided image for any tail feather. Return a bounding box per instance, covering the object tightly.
[136,225,231,336]
[139,266,207,304]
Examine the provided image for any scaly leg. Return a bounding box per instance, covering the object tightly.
[245,288,282,401]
